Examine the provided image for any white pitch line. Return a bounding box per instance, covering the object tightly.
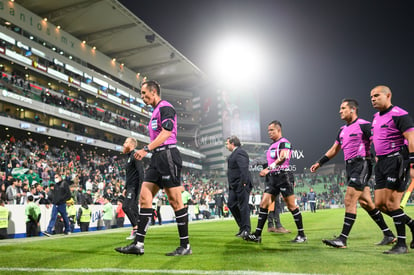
[0,217,232,246]
[0,267,322,275]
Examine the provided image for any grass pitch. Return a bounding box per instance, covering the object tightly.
[1,207,413,275]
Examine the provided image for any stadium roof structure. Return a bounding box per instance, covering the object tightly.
[14,0,208,91]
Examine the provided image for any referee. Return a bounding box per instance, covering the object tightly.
[115,80,191,256]
[245,120,306,243]
[122,137,144,240]
[310,99,395,249]
[370,85,414,254]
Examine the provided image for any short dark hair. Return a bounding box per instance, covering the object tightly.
[227,135,241,147]
[269,120,282,128]
[142,80,161,95]
[342,98,359,113]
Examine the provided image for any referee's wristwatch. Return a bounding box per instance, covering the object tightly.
[143,145,151,153]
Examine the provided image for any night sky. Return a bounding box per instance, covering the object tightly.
[120,0,414,171]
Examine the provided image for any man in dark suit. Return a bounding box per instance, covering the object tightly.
[226,135,252,238]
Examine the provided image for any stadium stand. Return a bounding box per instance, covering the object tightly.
[0,1,365,238]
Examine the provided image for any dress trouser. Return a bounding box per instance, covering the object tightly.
[228,187,251,232]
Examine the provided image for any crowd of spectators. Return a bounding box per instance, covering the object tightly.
[0,72,149,136]
[0,136,127,206]
[39,90,149,135]
[1,135,355,219]
[0,72,199,149]
[0,136,228,217]
[295,173,348,210]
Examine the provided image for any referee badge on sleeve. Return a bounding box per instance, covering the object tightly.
[151,119,158,130]
[270,149,276,159]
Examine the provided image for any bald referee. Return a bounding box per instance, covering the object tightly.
[370,86,414,254]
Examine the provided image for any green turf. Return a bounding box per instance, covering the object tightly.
[1,207,414,274]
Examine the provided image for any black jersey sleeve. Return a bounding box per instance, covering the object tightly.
[159,106,176,131]
[359,123,372,141]
[335,127,343,144]
[279,142,292,150]
[393,114,414,134]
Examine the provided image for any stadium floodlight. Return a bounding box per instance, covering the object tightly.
[207,34,267,89]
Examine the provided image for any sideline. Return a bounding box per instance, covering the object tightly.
[0,267,322,275]
[0,216,233,246]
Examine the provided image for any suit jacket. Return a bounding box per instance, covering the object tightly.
[227,147,253,193]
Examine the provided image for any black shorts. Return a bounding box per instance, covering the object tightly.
[374,154,406,191]
[264,171,295,198]
[346,159,372,191]
[144,147,182,189]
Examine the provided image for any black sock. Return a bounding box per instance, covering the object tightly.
[175,208,189,248]
[135,208,152,244]
[383,210,392,217]
[340,213,356,241]
[367,208,394,237]
[389,209,406,247]
[403,213,414,240]
[255,207,268,236]
[404,214,414,228]
[290,208,305,237]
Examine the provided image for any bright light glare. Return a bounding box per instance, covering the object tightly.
[208,35,266,89]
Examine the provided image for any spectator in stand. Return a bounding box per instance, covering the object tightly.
[3,175,14,191]
[46,183,54,205]
[83,189,93,205]
[19,182,29,205]
[76,186,84,205]
[85,179,93,193]
[6,178,22,204]
[41,167,50,185]
[207,194,215,215]
[104,187,114,204]
[0,182,6,202]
